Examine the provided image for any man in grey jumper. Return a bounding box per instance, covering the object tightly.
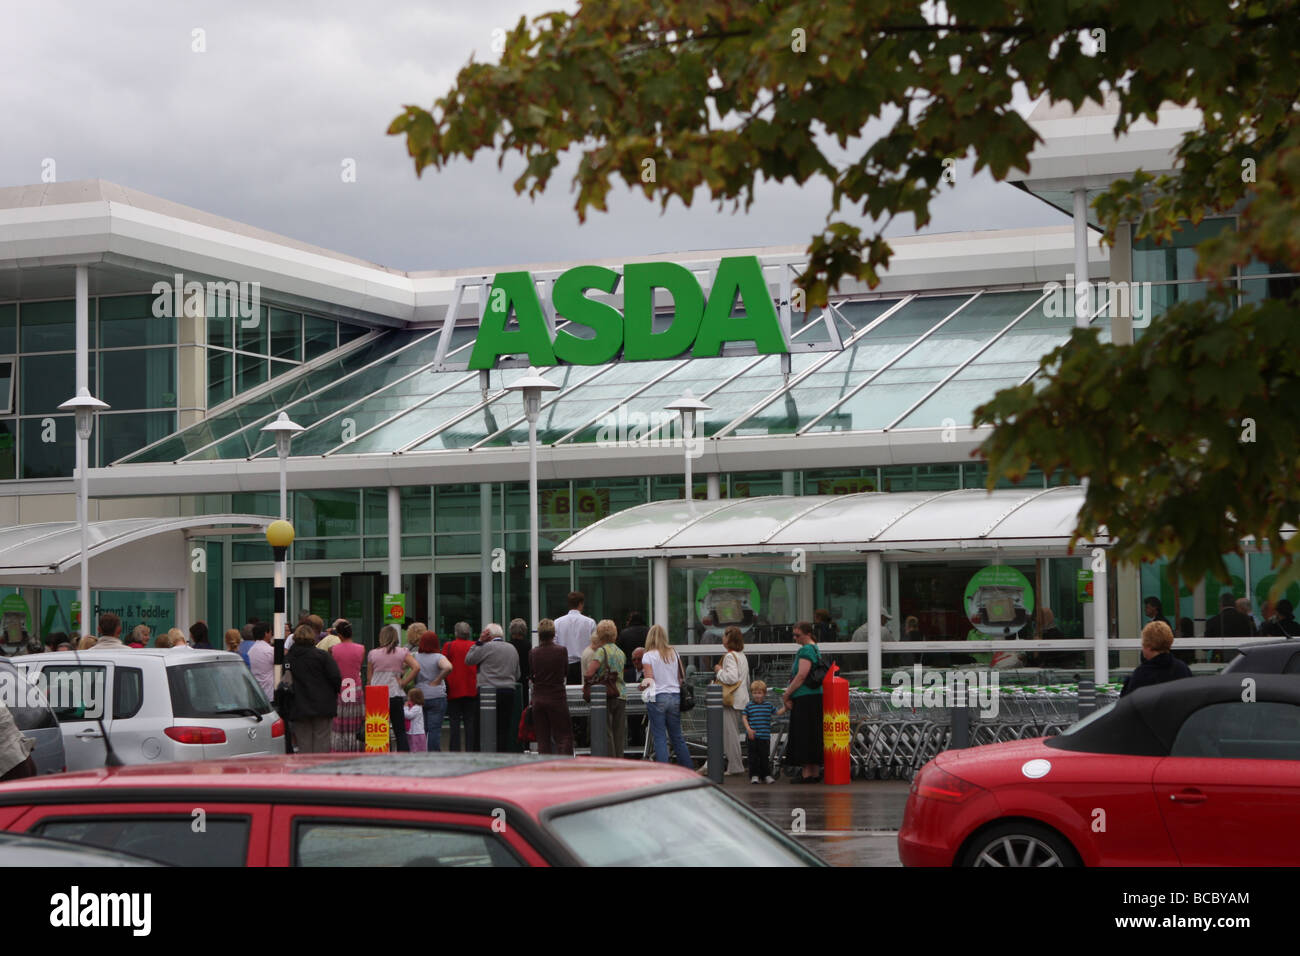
[466,622,521,753]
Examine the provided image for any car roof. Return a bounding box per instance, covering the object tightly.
[1049,674,1300,756]
[15,649,240,665]
[0,753,701,816]
[1224,640,1300,671]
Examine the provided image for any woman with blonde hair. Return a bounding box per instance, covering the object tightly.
[584,619,627,757]
[367,624,420,752]
[76,635,97,651]
[166,628,190,649]
[224,628,242,653]
[638,624,693,768]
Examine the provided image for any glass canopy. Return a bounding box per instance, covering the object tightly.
[116,287,1096,466]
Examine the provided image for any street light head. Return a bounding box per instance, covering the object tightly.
[665,388,711,437]
[505,368,560,424]
[663,388,712,415]
[59,388,111,441]
[265,519,295,549]
[261,411,305,460]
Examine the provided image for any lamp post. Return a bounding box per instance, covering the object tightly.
[261,412,303,649]
[265,519,295,669]
[261,412,304,522]
[506,368,560,647]
[665,389,710,501]
[59,388,109,636]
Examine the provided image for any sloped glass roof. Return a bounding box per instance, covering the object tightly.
[114,287,1099,466]
[551,486,1098,559]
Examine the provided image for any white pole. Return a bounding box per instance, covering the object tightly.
[1093,554,1109,684]
[278,455,287,523]
[1073,187,1091,329]
[387,486,401,596]
[529,416,540,648]
[653,558,669,631]
[683,430,693,500]
[480,482,493,630]
[75,265,90,635]
[867,552,883,689]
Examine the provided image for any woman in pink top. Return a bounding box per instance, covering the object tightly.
[329,620,365,752]
[367,625,420,752]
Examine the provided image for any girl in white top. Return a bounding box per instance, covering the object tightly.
[639,625,693,768]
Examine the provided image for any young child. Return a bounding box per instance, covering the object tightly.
[743,680,783,784]
[404,688,427,753]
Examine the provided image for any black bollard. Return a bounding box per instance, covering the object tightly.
[590,684,608,757]
[706,684,724,784]
[1077,678,1096,720]
[480,687,497,754]
[950,683,970,749]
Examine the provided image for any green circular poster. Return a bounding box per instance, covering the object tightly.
[695,569,761,633]
[964,565,1034,636]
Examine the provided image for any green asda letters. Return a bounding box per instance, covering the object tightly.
[468,255,787,370]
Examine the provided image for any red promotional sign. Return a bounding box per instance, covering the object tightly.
[364,685,390,753]
[821,662,851,785]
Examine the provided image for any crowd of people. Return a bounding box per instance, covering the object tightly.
[257,590,828,782]
[0,593,833,784]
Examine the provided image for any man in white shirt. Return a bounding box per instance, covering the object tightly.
[247,623,275,701]
[553,591,596,685]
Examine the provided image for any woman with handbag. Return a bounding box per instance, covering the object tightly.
[714,626,750,775]
[284,623,343,754]
[639,624,693,768]
[367,625,420,753]
[782,621,824,783]
[584,620,627,758]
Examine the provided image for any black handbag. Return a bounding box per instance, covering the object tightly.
[804,646,830,689]
[677,655,695,713]
[273,665,295,713]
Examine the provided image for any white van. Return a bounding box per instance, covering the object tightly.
[14,649,283,770]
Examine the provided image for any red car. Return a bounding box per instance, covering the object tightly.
[899,674,1300,866]
[0,753,824,867]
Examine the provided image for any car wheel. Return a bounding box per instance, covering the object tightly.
[959,821,1079,868]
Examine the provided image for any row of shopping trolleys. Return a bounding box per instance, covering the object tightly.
[769,687,1122,781]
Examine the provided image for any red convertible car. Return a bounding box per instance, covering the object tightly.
[899,674,1300,866]
[0,752,823,867]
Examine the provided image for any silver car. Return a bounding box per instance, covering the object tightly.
[13,649,282,770]
[0,658,67,775]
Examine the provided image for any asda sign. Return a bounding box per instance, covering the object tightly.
[469,255,789,370]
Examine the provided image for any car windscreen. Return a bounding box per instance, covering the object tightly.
[547,785,823,866]
[167,660,273,718]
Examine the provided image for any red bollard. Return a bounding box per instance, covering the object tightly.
[821,662,851,785]
[364,685,391,753]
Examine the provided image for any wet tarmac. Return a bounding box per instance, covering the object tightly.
[721,775,908,866]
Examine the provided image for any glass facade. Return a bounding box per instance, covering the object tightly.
[0,292,366,479]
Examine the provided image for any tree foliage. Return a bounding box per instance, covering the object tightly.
[390,0,1300,586]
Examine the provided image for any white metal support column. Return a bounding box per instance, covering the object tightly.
[387,487,401,596]
[867,552,883,689]
[706,474,720,501]
[480,483,493,629]
[652,558,669,631]
[75,265,90,632]
[1073,188,1091,329]
[1093,553,1109,684]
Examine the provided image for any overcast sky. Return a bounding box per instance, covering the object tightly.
[1,0,1064,273]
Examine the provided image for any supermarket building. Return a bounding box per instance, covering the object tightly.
[0,98,1291,680]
